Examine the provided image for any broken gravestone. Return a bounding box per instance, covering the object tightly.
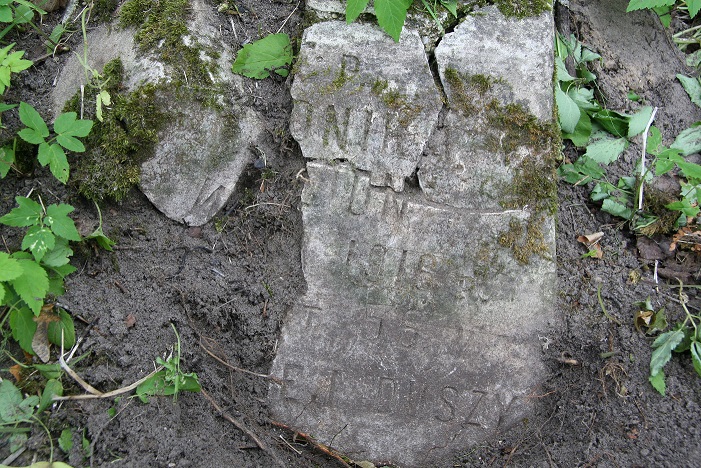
[52,0,263,226]
[269,6,557,467]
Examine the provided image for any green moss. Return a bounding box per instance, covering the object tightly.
[119,0,216,86]
[476,0,552,18]
[92,0,121,23]
[64,59,165,202]
[322,60,355,94]
[371,79,389,95]
[498,216,552,265]
[637,187,680,236]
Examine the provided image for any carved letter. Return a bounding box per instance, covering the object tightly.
[436,386,458,422]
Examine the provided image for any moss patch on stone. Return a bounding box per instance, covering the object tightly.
[119,0,217,86]
[498,215,552,265]
[64,59,165,202]
[476,0,552,19]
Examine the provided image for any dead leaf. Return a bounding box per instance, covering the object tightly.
[9,364,23,382]
[125,314,137,328]
[634,310,653,332]
[32,321,51,363]
[670,226,701,252]
[577,232,604,259]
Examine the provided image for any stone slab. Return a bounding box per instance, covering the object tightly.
[419,6,555,211]
[290,21,442,192]
[52,0,262,226]
[270,8,557,467]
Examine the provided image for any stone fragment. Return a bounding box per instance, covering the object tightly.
[270,8,558,466]
[289,21,441,192]
[419,6,555,211]
[52,0,263,226]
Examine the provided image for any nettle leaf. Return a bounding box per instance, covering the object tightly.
[650,328,686,377]
[677,160,701,181]
[375,0,413,42]
[583,137,628,165]
[45,203,80,241]
[0,379,34,423]
[231,33,293,79]
[626,0,675,12]
[687,0,701,18]
[9,259,49,315]
[0,196,43,227]
[18,102,49,137]
[672,124,701,155]
[0,251,23,281]
[556,86,580,134]
[602,198,633,220]
[677,74,701,108]
[346,0,370,23]
[22,225,55,262]
[38,142,69,183]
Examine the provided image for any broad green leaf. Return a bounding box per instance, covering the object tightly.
[33,363,62,380]
[45,203,80,241]
[677,160,701,181]
[0,379,34,423]
[646,126,662,155]
[42,238,73,267]
[47,308,76,349]
[346,0,370,23]
[626,0,675,12]
[22,225,55,262]
[654,6,673,26]
[650,328,685,377]
[53,111,93,137]
[592,110,629,137]
[440,0,458,17]
[18,102,49,136]
[687,0,701,18]
[0,251,22,281]
[0,5,11,22]
[9,306,36,354]
[56,134,85,152]
[567,87,600,113]
[9,259,49,315]
[1,145,15,178]
[231,33,293,79]
[677,74,701,108]
[691,341,701,377]
[0,283,5,303]
[375,0,412,42]
[562,111,592,147]
[17,127,46,145]
[38,142,69,183]
[0,196,42,227]
[555,57,575,82]
[666,199,700,217]
[583,137,627,164]
[38,379,63,413]
[13,3,34,24]
[627,106,654,137]
[555,86,580,134]
[673,124,701,155]
[602,199,633,220]
[649,369,666,395]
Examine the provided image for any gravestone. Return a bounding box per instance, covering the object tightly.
[269,7,557,466]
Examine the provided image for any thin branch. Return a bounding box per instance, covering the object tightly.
[638,107,659,211]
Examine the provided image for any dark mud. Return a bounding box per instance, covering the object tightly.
[1,1,701,467]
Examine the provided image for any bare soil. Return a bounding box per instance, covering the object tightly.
[1,1,701,467]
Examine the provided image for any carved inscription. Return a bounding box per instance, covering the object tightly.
[277,363,499,429]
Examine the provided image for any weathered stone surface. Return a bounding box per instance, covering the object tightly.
[419,6,555,211]
[289,21,441,191]
[52,0,262,226]
[270,8,557,466]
